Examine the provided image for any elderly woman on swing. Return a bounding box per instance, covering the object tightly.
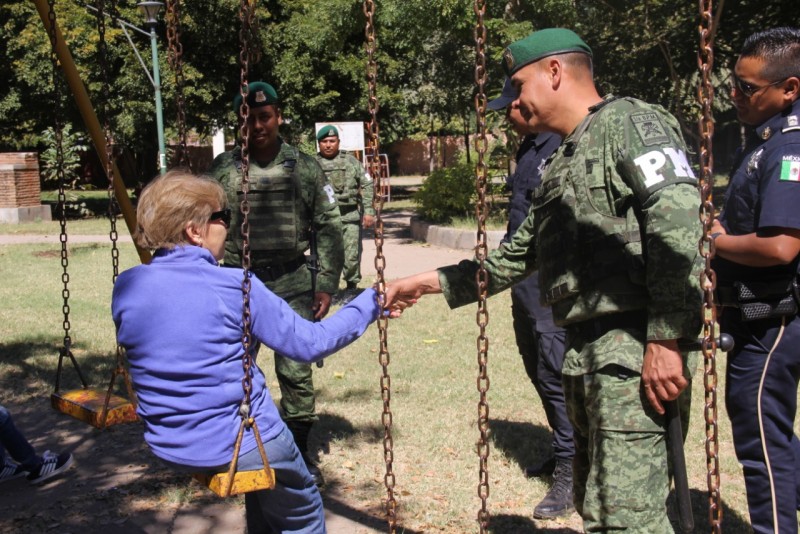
[112,170,383,533]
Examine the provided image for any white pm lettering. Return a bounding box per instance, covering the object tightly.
[634,147,696,187]
[663,148,696,179]
[634,150,667,187]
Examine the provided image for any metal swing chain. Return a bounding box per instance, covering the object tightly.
[363,1,396,531]
[166,0,189,169]
[93,0,120,286]
[698,1,722,531]
[94,0,136,429]
[473,1,491,531]
[238,0,258,480]
[47,0,87,391]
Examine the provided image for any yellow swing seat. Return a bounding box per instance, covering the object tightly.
[51,388,138,429]
[194,467,276,497]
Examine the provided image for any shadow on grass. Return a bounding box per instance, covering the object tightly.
[489,513,577,533]
[681,488,753,533]
[0,340,122,397]
[489,418,557,474]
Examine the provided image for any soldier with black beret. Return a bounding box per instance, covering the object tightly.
[315,125,375,304]
[207,81,343,492]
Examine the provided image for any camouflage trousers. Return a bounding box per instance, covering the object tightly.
[563,364,691,533]
[262,268,317,424]
[341,220,364,286]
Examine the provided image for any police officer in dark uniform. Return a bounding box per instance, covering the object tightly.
[489,79,574,519]
[711,27,800,534]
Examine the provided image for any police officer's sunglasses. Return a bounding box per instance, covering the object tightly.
[731,74,787,98]
[209,208,232,229]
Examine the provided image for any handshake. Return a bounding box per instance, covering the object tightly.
[375,270,442,317]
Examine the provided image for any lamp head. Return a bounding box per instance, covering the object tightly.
[137,1,164,29]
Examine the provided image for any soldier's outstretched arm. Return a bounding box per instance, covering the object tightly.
[384,270,441,314]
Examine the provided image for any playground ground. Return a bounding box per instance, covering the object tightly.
[0,210,482,534]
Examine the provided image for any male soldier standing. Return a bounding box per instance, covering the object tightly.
[315,125,375,304]
[207,81,343,488]
[385,29,702,532]
[488,79,574,519]
[711,27,800,534]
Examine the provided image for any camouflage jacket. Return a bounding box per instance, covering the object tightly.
[439,96,702,360]
[315,151,375,223]
[207,141,344,295]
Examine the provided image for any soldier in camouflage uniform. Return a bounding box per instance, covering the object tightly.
[207,81,343,488]
[385,29,702,532]
[315,125,375,304]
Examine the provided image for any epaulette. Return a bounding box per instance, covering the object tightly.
[782,114,800,134]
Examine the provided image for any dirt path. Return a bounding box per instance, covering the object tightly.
[0,211,473,534]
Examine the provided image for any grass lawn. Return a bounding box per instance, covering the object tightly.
[0,176,769,531]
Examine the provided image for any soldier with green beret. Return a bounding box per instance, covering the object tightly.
[385,28,702,532]
[206,81,344,488]
[315,125,375,304]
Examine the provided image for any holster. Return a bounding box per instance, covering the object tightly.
[730,278,799,322]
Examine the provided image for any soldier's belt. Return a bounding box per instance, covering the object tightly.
[252,255,307,282]
[568,310,647,340]
[338,205,359,215]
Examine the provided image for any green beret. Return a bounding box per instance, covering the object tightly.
[502,28,592,77]
[316,125,339,141]
[232,81,279,114]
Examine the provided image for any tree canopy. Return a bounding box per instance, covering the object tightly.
[1,0,798,181]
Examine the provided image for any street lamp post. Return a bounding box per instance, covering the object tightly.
[137,1,167,175]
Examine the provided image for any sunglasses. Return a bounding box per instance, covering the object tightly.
[731,74,786,98]
[209,208,232,229]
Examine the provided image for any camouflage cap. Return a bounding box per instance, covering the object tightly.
[502,28,592,77]
[487,78,519,111]
[316,125,339,141]
[232,81,279,114]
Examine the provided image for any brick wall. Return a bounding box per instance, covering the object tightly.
[0,152,41,208]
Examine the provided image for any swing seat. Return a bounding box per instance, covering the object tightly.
[194,467,276,497]
[51,388,138,429]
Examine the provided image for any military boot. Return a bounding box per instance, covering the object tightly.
[286,421,325,487]
[524,456,556,478]
[533,459,575,519]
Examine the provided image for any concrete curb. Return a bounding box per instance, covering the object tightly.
[409,216,505,251]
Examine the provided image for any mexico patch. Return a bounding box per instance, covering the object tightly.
[780,155,800,182]
[631,112,670,146]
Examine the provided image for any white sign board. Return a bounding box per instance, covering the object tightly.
[314,121,365,153]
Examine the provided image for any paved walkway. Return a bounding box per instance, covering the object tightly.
[0,211,479,534]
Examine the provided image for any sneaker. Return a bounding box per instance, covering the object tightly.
[27,451,74,485]
[0,458,27,484]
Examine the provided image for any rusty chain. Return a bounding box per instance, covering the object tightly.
[166,0,189,169]
[473,1,491,531]
[238,0,255,415]
[47,0,87,392]
[698,1,722,532]
[94,0,137,428]
[363,0,396,531]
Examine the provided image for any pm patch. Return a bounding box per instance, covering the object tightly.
[779,155,800,182]
[323,183,337,204]
[631,112,670,146]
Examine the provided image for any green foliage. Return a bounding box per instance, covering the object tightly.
[413,159,478,223]
[39,122,89,188]
[1,0,798,180]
